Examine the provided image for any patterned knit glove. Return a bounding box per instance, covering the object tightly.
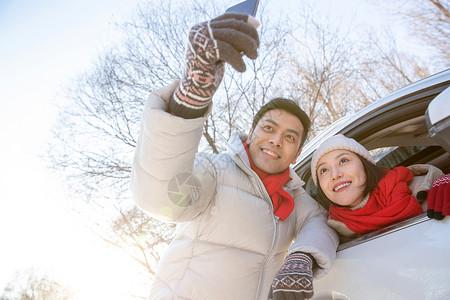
[268,252,314,300]
[169,13,259,118]
[426,174,450,220]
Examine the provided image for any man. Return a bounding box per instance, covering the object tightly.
[131,13,338,300]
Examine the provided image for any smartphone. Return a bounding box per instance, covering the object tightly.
[225,0,259,17]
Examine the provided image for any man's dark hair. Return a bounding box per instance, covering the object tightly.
[252,98,311,148]
[316,154,385,208]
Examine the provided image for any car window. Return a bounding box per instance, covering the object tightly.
[307,144,447,211]
[371,145,444,169]
[370,146,426,169]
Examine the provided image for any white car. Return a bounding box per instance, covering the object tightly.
[293,69,450,300]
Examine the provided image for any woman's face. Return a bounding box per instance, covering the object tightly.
[317,150,367,207]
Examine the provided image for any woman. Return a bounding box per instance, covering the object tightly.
[310,134,449,238]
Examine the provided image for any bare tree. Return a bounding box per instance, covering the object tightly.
[102,207,175,278]
[403,0,449,69]
[46,0,449,290]
[280,6,365,136]
[1,269,73,300]
[206,3,293,150]
[47,0,198,283]
[370,0,450,72]
[356,31,431,102]
[47,0,293,283]
[280,2,439,137]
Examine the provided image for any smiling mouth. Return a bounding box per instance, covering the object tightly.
[334,182,350,192]
[262,149,280,158]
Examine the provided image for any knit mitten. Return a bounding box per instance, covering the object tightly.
[426,174,450,220]
[268,252,314,300]
[169,13,259,118]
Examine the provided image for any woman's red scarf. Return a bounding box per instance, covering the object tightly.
[329,166,423,234]
[243,142,294,221]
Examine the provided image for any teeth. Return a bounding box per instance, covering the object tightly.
[334,183,350,191]
[263,149,278,158]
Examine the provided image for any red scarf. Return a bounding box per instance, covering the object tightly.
[329,166,423,234]
[243,142,294,221]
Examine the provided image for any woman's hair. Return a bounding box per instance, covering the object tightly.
[316,153,385,208]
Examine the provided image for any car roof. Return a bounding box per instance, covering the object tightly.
[294,68,450,173]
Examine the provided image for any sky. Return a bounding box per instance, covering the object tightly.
[0,0,426,299]
[0,0,148,298]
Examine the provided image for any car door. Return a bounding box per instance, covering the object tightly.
[293,69,450,300]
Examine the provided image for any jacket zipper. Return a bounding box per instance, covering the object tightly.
[255,209,278,300]
[235,154,280,300]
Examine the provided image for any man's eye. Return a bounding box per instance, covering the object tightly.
[286,135,295,141]
[263,125,273,131]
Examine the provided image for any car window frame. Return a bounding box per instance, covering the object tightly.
[293,69,450,252]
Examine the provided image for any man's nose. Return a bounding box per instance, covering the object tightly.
[269,134,282,147]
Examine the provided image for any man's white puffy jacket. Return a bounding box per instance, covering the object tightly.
[131,82,339,300]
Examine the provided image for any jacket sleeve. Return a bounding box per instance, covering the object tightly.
[131,82,217,223]
[326,218,357,238]
[288,190,339,279]
[407,164,444,199]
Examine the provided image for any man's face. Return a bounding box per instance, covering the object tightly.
[246,109,304,174]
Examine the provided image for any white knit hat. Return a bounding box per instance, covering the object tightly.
[311,134,375,186]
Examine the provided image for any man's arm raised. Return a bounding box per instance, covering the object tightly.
[168,13,259,118]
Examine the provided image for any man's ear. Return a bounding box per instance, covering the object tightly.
[246,129,253,144]
[292,149,302,164]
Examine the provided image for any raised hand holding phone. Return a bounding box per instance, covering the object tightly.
[169,1,260,118]
[225,0,259,16]
[225,0,260,28]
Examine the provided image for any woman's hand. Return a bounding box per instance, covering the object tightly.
[426,174,450,220]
